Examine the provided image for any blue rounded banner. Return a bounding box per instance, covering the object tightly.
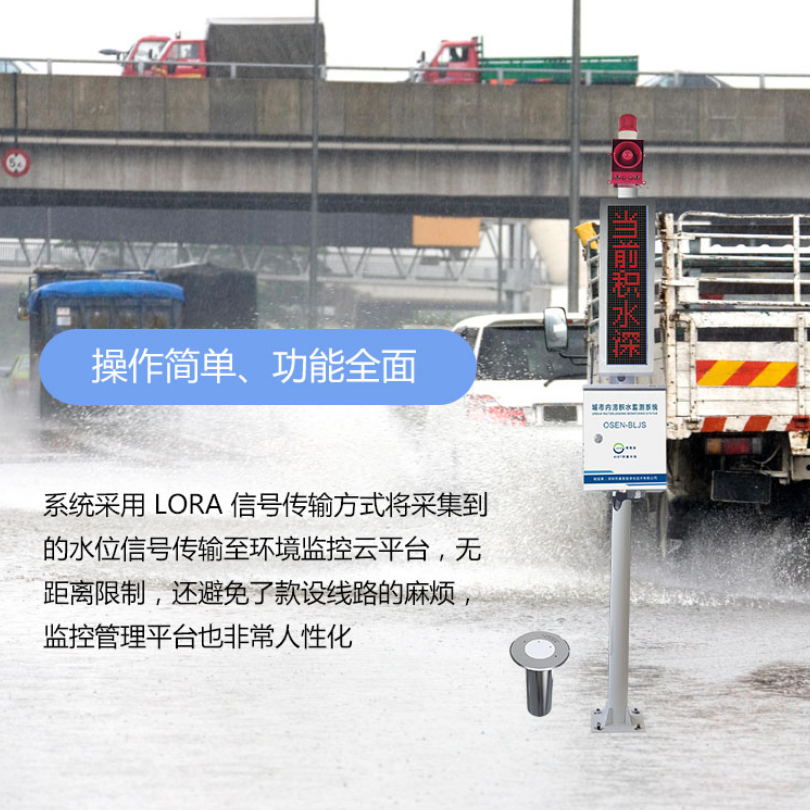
[39,329,476,406]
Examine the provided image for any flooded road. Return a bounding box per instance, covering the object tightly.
[1,405,809,809]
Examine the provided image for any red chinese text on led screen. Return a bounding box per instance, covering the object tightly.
[606,205,648,367]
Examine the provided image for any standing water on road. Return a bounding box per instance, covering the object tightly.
[1,404,809,809]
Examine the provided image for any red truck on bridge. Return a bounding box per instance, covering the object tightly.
[417,37,638,85]
[107,19,325,80]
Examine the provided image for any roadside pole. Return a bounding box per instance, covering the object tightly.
[307,1,320,329]
[603,489,633,730]
[567,0,581,313]
[584,114,665,733]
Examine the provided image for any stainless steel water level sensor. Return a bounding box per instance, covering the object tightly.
[510,631,570,717]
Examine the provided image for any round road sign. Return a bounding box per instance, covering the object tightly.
[2,148,31,177]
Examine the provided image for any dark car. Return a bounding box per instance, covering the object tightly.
[642,72,729,88]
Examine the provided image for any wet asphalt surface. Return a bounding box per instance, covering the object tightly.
[1,405,809,809]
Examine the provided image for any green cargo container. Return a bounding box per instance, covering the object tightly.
[480,55,638,85]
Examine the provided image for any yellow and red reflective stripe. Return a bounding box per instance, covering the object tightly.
[696,360,797,387]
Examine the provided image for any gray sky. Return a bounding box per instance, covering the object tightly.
[6,1,810,86]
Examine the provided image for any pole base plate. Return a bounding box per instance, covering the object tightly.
[591,706,645,733]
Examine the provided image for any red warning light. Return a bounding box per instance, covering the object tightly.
[610,138,644,186]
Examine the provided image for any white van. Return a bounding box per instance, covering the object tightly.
[452,311,587,426]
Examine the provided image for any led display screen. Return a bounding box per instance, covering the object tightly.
[598,200,655,375]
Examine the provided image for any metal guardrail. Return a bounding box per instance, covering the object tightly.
[3,57,810,88]
[0,239,547,291]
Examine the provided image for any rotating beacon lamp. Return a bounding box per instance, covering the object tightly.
[510,631,570,717]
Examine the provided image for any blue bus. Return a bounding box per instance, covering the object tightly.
[24,276,184,415]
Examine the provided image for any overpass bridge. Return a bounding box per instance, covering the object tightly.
[1,75,809,219]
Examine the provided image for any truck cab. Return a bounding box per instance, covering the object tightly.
[119,36,170,77]
[153,39,208,78]
[420,39,481,84]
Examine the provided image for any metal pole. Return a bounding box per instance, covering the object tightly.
[605,494,631,724]
[593,490,643,732]
[12,72,19,146]
[307,0,320,328]
[497,217,504,313]
[46,207,52,264]
[510,223,519,313]
[567,0,581,313]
